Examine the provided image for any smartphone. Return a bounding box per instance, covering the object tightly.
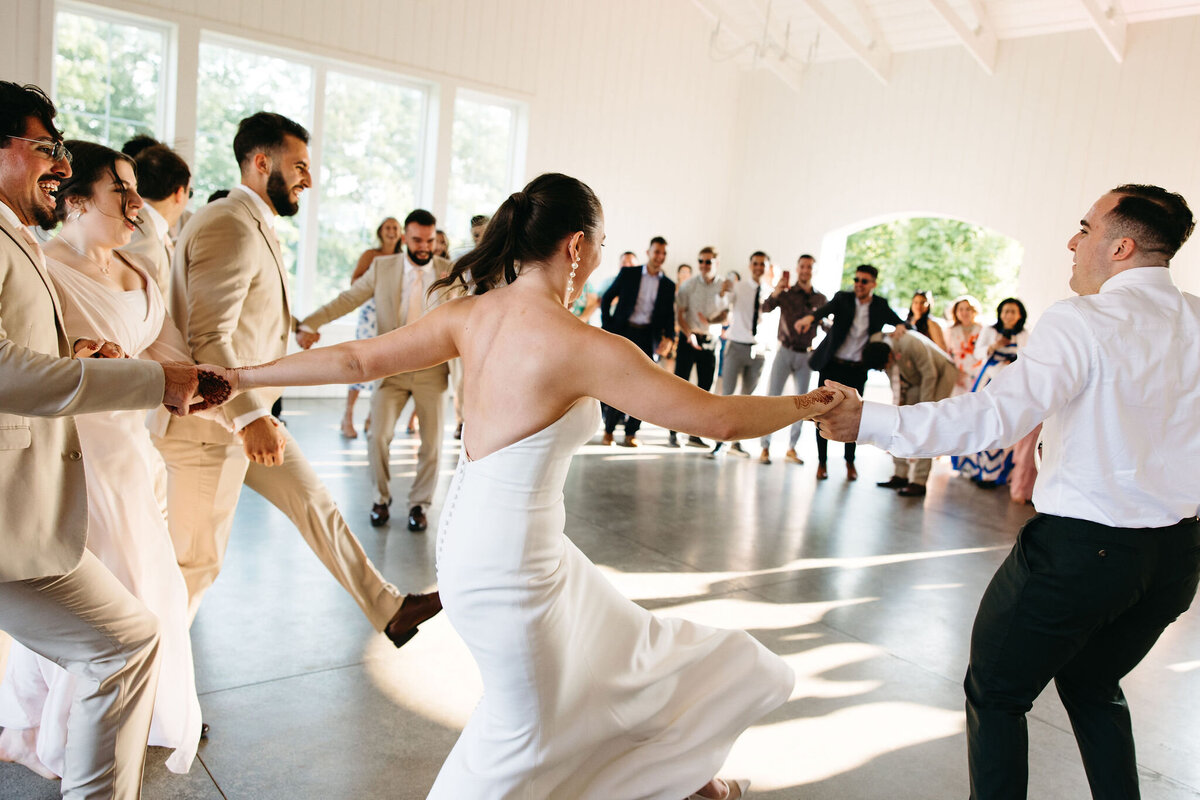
[780,270,790,285]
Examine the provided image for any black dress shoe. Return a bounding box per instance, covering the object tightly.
[384,592,443,648]
[687,436,708,448]
[876,476,910,489]
[370,502,390,527]
[454,422,463,440]
[200,722,210,740]
[407,506,428,532]
[898,483,927,497]
[667,432,680,448]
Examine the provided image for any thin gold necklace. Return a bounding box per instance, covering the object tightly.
[60,234,113,275]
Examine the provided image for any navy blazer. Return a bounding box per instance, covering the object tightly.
[600,266,676,343]
[809,291,904,372]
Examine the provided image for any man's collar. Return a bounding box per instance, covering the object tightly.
[141,203,169,239]
[0,199,24,231]
[232,184,276,230]
[1098,265,1173,293]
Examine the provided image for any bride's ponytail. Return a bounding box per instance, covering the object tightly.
[434,173,602,297]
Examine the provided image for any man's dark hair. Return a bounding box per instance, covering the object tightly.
[405,209,437,228]
[0,82,60,147]
[649,236,667,248]
[621,250,636,258]
[129,143,191,201]
[862,341,893,371]
[798,253,815,261]
[470,214,490,227]
[750,250,769,262]
[207,189,230,203]
[232,112,309,167]
[855,264,879,280]
[121,134,160,159]
[1107,184,1195,260]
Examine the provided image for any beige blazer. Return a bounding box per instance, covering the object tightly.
[118,207,171,297]
[150,191,296,445]
[301,253,455,335]
[0,213,165,580]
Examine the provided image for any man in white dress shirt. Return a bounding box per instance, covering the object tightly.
[815,184,1200,800]
[118,136,191,296]
[709,251,771,457]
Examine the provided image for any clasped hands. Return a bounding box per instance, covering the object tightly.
[811,380,864,442]
[73,338,228,417]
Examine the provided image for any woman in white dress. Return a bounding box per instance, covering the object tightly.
[0,142,202,778]
[213,173,841,799]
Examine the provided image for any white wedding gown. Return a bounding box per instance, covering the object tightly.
[429,398,794,799]
[0,255,202,775]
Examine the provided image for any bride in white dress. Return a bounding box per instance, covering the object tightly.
[217,173,842,799]
[0,142,202,778]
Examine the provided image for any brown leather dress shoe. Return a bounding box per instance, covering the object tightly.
[876,476,909,489]
[623,436,640,447]
[384,592,443,648]
[601,432,615,446]
[816,462,828,480]
[846,463,858,481]
[898,483,927,497]
[407,506,428,532]
[370,502,390,527]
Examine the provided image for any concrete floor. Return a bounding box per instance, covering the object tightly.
[4,397,1200,799]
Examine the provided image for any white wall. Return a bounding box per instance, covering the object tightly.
[724,16,1200,320]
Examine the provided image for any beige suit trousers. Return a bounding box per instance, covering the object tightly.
[892,368,959,485]
[368,366,449,510]
[152,428,403,630]
[0,551,160,800]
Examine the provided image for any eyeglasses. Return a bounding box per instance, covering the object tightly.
[188,187,194,199]
[697,258,713,264]
[9,136,72,164]
[853,277,873,284]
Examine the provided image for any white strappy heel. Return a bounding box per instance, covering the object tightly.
[687,778,750,799]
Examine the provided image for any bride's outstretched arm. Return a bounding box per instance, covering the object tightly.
[229,298,469,392]
[576,327,841,442]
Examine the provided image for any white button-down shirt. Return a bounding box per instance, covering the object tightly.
[725,278,768,347]
[835,296,872,361]
[859,267,1200,528]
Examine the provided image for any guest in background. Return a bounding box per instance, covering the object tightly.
[660,263,694,375]
[945,295,983,396]
[709,252,772,458]
[794,264,904,480]
[669,246,729,447]
[619,250,637,267]
[340,216,401,439]
[959,297,1031,487]
[599,236,676,446]
[569,273,602,324]
[435,228,450,258]
[906,290,947,352]
[118,136,191,297]
[759,253,826,464]
[0,140,202,778]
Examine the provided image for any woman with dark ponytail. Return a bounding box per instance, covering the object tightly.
[215,172,843,799]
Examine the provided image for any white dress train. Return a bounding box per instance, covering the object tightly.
[0,255,202,775]
[430,398,793,799]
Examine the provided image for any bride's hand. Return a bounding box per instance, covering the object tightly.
[793,386,843,419]
[191,365,238,412]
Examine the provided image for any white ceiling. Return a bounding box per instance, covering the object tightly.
[689,0,1200,85]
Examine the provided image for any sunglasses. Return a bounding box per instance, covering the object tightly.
[10,136,72,164]
[853,277,873,285]
[697,258,713,264]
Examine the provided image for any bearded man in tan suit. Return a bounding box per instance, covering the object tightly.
[297,209,455,533]
[0,82,205,799]
[149,112,440,646]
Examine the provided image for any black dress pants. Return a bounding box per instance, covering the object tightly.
[966,513,1200,800]
[815,359,868,463]
[603,326,656,435]
[674,335,716,391]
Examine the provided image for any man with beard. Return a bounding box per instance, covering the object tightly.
[150,113,440,647]
[296,209,455,533]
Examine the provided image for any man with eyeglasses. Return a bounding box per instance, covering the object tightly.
[118,136,192,296]
[759,253,827,464]
[794,263,903,480]
[0,81,208,799]
[668,245,730,447]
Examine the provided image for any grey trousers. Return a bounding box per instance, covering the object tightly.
[0,551,160,799]
[761,346,813,451]
[721,341,765,397]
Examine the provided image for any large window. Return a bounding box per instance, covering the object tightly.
[194,39,313,279]
[315,71,426,304]
[53,5,171,147]
[446,92,524,253]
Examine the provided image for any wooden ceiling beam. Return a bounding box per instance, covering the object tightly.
[1078,0,1128,62]
[798,0,892,84]
[689,0,807,93]
[926,0,998,75]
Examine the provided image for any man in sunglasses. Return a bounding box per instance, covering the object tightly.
[794,263,903,480]
[669,245,730,447]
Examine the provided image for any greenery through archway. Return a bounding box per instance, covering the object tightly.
[842,217,1022,321]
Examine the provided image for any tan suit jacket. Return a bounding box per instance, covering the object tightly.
[150,192,296,444]
[118,207,172,297]
[0,213,164,580]
[891,330,957,404]
[301,253,454,335]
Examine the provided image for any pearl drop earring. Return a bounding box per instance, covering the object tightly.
[566,258,578,307]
